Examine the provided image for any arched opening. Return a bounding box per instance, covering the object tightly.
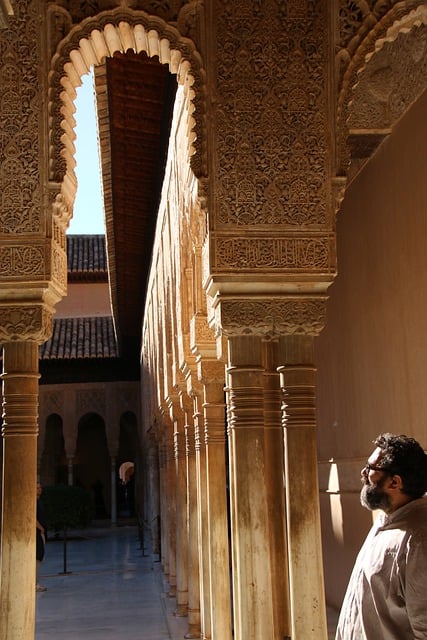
[74,412,111,519]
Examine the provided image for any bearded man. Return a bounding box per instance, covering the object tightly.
[335,433,427,640]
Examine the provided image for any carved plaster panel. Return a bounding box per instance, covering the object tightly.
[0,305,53,342]
[0,0,43,235]
[216,297,327,338]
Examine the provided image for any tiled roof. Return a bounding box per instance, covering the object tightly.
[40,316,118,360]
[67,235,108,282]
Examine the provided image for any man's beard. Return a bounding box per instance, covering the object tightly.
[360,477,391,511]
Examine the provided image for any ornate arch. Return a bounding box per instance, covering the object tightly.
[336,2,427,178]
[47,7,206,220]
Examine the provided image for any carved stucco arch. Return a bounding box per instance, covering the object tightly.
[336,2,427,180]
[48,8,206,221]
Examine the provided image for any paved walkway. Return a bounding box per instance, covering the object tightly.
[36,525,188,640]
[36,524,339,639]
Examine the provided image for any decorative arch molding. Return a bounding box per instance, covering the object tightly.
[336,2,427,178]
[48,8,206,215]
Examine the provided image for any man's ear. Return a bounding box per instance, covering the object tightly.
[389,474,403,490]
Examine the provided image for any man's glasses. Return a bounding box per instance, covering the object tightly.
[362,462,394,475]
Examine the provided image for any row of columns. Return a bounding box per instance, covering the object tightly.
[148,332,327,640]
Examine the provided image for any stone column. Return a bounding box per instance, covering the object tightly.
[278,334,327,640]
[0,341,40,640]
[262,339,291,638]
[226,335,274,640]
[184,404,201,639]
[173,404,189,616]
[199,360,232,640]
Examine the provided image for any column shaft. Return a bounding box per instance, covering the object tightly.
[0,341,40,640]
[262,340,291,639]
[278,335,327,639]
[226,336,274,640]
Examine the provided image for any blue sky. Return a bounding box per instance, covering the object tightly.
[67,70,105,235]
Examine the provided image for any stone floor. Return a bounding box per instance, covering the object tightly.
[35,524,339,639]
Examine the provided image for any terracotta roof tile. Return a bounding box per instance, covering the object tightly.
[40,316,118,360]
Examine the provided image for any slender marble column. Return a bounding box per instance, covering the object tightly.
[278,335,327,640]
[226,336,274,640]
[0,341,40,640]
[184,416,201,639]
[262,339,291,639]
[200,362,233,640]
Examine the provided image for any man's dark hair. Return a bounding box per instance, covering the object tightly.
[374,433,427,499]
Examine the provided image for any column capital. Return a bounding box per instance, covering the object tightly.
[0,304,53,343]
[212,295,328,339]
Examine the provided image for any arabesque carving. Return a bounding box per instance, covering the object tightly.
[216,297,327,338]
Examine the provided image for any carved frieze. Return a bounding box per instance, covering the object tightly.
[214,236,332,272]
[0,305,53,342]
[0,0,43,235]
[216,297,327,338]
